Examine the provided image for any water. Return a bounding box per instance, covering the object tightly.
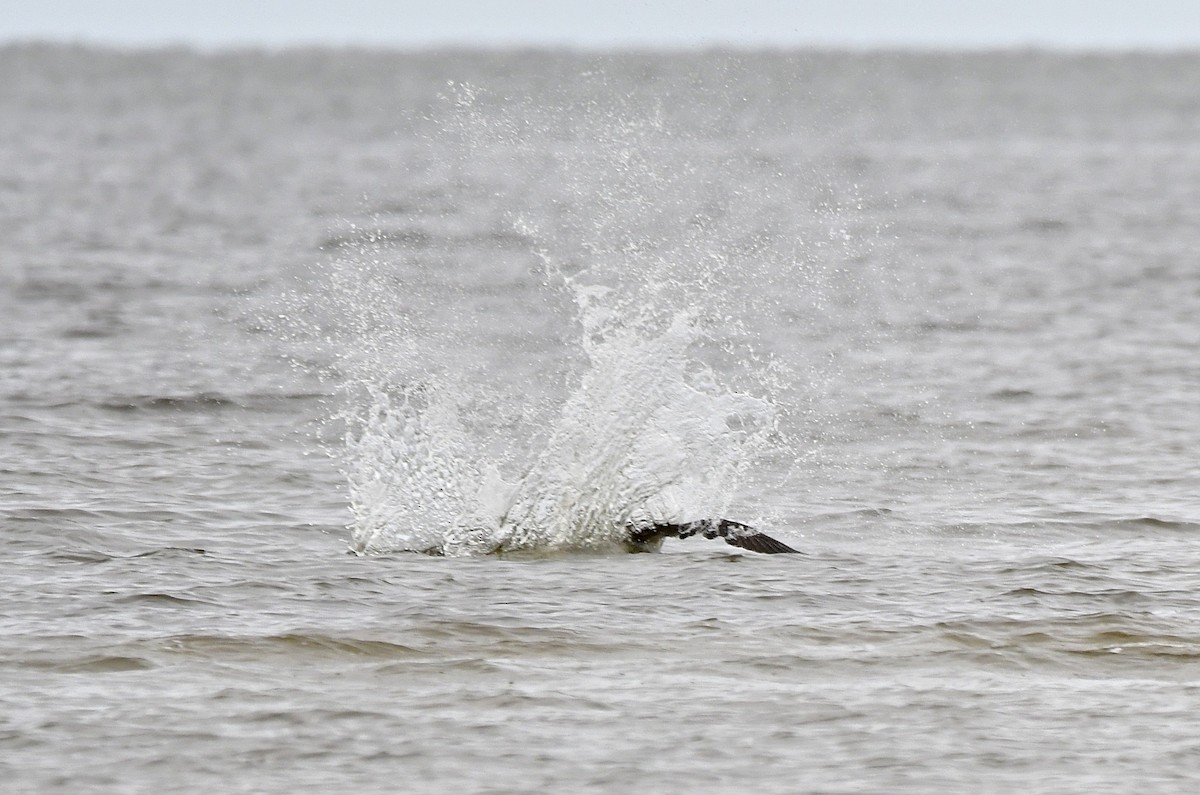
[2,45,1199,793]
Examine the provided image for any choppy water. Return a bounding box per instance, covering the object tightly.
[3,45,1200,793]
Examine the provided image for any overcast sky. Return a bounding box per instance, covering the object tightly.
[4,0,1200,49]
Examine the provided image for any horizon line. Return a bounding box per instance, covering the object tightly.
[5,36,1200,56]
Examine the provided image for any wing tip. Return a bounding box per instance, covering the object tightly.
[726,532,802,554]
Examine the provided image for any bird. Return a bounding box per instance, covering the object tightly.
[623,518,800,554]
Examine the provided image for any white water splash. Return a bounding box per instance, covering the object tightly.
[489,299,775,554]
[318,78,868,555]
[343,285,776,556]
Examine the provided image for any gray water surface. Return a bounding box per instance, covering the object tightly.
[2,46,1199,793]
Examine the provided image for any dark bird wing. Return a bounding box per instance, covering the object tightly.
[722,529,801,554]
[629,519,801,554]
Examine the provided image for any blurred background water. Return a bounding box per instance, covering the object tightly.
[2,45,1199,793]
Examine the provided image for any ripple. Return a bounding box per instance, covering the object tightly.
[161,633,427,660]
[36,655,155,673]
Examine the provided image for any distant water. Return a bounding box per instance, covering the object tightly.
[3,45,1199,793]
